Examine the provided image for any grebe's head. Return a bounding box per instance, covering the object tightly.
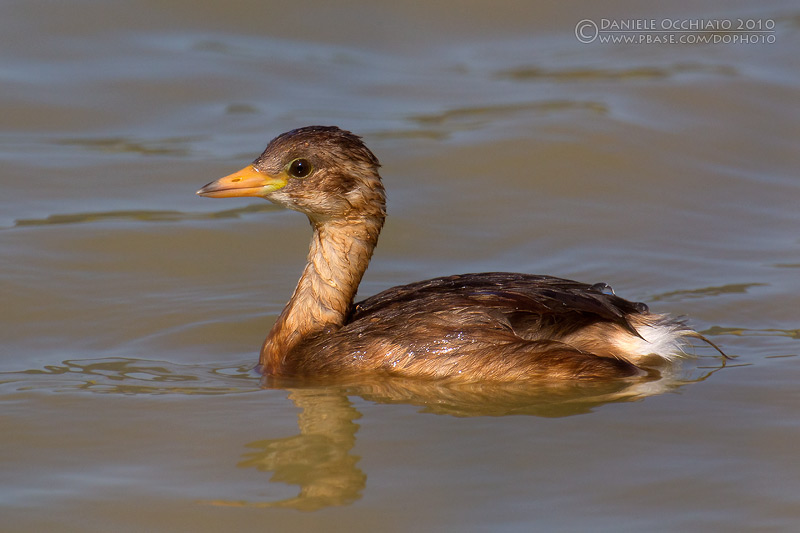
[198,126,385,221]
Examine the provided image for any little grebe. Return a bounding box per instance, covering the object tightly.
[198,126,721,382]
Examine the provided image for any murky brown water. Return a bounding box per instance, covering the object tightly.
[3,1,799,531]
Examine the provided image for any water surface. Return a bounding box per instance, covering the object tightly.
[2,1,799,531]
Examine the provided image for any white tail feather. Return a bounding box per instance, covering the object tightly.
[623,320,692,362]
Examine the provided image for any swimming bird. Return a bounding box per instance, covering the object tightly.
[197,126,720,382]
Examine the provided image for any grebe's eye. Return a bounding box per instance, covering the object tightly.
[287,158,313,178]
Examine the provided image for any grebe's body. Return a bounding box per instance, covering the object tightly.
[198,126,718,382]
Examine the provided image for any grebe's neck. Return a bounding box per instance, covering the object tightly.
[259,215,383,373]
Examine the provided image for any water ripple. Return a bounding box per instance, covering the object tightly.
[12,204,275,228]
[495,63,738,82]
[705,326,800,340]
[0,357,261,396]
[410,100,607,129]
[651,283,767,301]
[55,135,204,156]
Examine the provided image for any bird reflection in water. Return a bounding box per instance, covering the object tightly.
[232,389,365,511]
[204,358,726,511]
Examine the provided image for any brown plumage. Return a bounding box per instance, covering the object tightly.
[197,126,721,382]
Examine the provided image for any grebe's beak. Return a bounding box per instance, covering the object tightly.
[196,165,288,198]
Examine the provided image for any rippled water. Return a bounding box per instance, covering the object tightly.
[3,1,799,531]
